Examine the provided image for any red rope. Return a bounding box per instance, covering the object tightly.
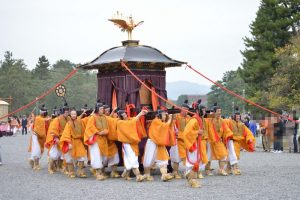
[185,133,202,172]
[3,61,290,123]
[186,64,296,122]
[0,68,78,121]
[120,61,196,115]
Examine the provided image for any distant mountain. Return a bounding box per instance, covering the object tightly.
[166,81,211,100]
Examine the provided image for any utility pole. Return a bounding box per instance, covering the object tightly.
[242,89,245,114]
[35,97,39,116]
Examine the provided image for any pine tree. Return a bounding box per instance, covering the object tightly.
[239,0,300,100]
[33,55,50,80]
[0,51,33,111]
[269,34,300,111]
[52,59,74,71]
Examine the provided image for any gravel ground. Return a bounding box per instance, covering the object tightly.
[0,134,300,200]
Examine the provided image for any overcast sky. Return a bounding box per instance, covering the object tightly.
[0,0,261,86]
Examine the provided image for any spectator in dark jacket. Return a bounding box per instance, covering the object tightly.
[244,117,250,128]
[249,119,257,137]
[274,115,286,153]
[21,115,28,135]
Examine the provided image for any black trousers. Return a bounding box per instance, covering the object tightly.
[293,129,298,153]
[274,136,283,151]
[22,127,27,135]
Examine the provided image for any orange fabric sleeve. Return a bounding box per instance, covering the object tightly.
[47,117,60,137]
[106,116,119,141]
[117,118,141,144]
[168,121,177,146]
[33,116,46,139]
[84,116,99,144]
[207,119,220,143]
[149,118,171,146]
[45,117,60,148]
[59,122,72,151]
[183,118,199,151]
[137,118,147,139]
[84,115,109,156]
[243,126,256,152]
[220,120,233,144]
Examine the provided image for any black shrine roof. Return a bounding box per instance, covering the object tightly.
[81,40,186,71]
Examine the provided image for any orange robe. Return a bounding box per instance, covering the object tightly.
[84,114,117,157]
[148,118,173,160]
[175,114,191,159]
[45,116,69,150]
[193,115,209,164]
[79,116,89,127]
[183,118,200,151]
[28,115,48,153]
[227,120,255,159]
[79,115,91,160]
[106,116,119,141]
[200,117,210,164]
[60,119,87,159]
[117,118,147,156]
[183,118,202,168]
[207,118,233,160]
[105,116,120,159]
[103,116,119,158]
[187,115,209,165]
[168,123,177,147]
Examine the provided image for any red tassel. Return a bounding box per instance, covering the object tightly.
[62,142,69,153]
[112,88,117,109]
[151,86,158,111]
[189,142,197,152]
[248,141,255,152]
[86,134,97,145]
[193,163,199,172]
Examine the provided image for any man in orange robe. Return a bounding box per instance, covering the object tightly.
[60,109,87,178]
[226,110,255,175]
[143,109,174,182]
[191,102,212,178]
[103,104,120,178]
[169,101,191,179]
[84,102,118,180]
[28,105,50,170]
[117,109,148,182]
[183,105,204,188]
[206,104,233,176]
[45,104,70,174]
[78,104,92,167]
